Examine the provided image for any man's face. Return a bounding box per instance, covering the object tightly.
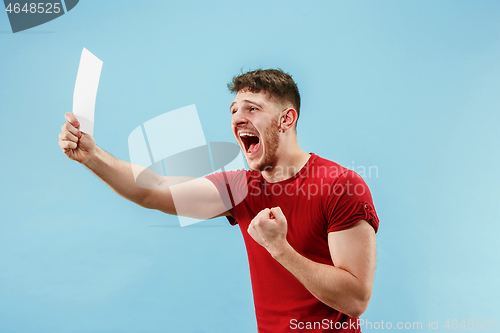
[230,90,281,171]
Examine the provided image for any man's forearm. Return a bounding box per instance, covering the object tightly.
[82,146,163,208]
[272,243,371,318]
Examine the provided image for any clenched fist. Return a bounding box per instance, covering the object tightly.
[248,206,289,257]
[58,112,96,164]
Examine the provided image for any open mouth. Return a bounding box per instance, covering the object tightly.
[239,132,261,155]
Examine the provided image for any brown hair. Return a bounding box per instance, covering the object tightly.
[227,69,301,121]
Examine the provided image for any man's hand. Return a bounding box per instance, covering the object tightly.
[59,112,96,164]
[248,206,289,257]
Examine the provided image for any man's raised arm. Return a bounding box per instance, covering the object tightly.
[58,112,228,219]
[248,207,376,318]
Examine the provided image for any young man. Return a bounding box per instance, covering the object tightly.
[59,69,379,332]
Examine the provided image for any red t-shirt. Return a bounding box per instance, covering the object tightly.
[205,153,379,332]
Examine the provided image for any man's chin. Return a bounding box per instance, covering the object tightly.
[246,160,260,171]
[245,156,264,172]
[247,159,274,172]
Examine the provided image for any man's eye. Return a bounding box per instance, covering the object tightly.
[231,109,237,114]
[250,107,257,111]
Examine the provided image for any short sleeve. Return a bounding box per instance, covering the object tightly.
[326,170,379,233]
[205,169,249,225]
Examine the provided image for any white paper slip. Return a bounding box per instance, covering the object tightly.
[72,47,103,137]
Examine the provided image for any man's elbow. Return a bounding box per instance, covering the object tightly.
[346,299,370,319]
[344,288,372,318]
[137,196,153,209]
[133,189,159,211]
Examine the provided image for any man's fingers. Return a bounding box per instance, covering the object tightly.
[270,206,285,220]
[253,207,282,225]
[59,139,77,149]
[249,209,269,230]
[59,131,78,142]
[62,121,80,137]
[255,207,271,219]
[65,112,80,128]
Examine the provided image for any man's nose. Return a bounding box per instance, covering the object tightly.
[231,112,248,127]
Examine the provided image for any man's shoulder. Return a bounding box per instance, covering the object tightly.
[205,168,257,187]
[308,153,351,181]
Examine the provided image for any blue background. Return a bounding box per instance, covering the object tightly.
[1,1,499,332]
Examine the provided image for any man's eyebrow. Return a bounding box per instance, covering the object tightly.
[230,100,264,113]
[232,100,263,108]
[244,100,264,109]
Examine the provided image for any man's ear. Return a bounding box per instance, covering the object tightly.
[281,108,298,131]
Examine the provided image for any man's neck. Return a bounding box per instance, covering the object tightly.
[261,148,311,183]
